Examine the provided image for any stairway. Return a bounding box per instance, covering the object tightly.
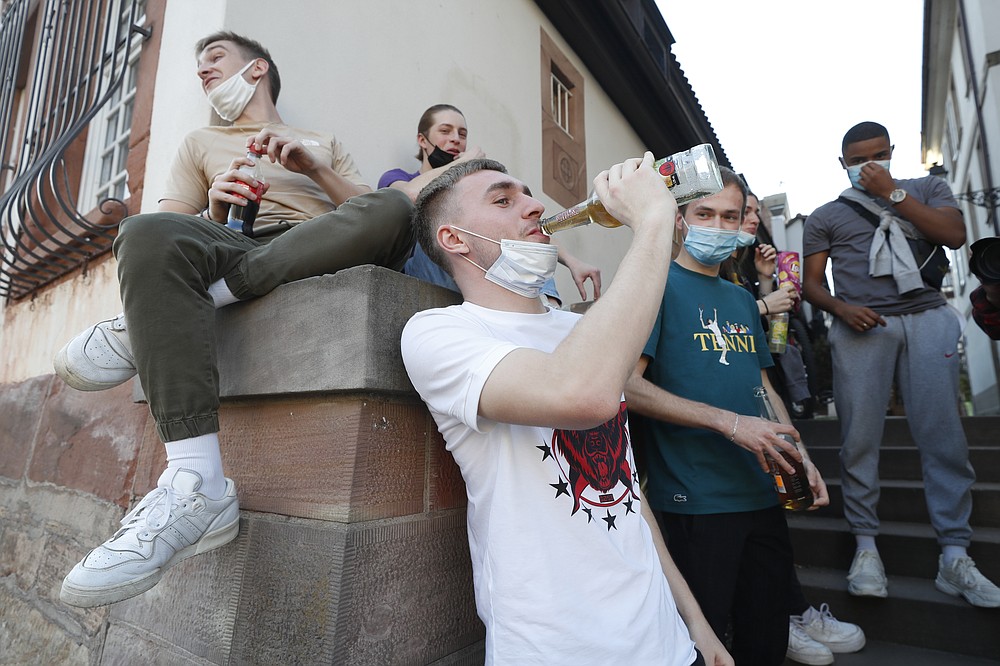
[788,416,1000,660]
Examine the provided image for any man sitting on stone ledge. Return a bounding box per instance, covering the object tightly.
[400,155,732,665]
[53,31,414,607]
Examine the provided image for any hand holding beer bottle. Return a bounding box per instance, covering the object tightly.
[541,143,724,234]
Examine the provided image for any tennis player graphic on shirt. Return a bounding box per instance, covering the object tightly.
[699,306,729,365]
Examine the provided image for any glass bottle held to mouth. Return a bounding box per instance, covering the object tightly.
[539,143,724,235]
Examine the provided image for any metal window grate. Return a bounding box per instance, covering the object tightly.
[0,0,150,301]
[550,70,572,137]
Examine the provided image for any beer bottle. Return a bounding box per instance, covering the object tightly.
[227,150,265,238]
[753,385,814,511]
[539,143,724,234]
[768,311,789,354]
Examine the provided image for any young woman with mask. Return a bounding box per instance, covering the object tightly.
[379,104,601,305]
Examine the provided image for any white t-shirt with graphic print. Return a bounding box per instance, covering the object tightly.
[402,302,695,666]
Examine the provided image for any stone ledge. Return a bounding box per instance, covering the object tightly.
[134,265,461,402]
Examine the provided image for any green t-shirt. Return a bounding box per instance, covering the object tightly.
[639,262,777,515]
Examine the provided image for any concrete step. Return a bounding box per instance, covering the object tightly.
[794,416,1000,449]
[787,515,1000,581]
[811,478,1000,529]
[783,639,1000,666]
[807,446,1000,483]
[793,566,1000,661]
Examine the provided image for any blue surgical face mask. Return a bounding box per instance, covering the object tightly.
[736,230,757,248]
[846,160,891,190]
[682,221,741,266]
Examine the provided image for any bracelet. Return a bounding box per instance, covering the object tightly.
[761,299,770,315]
[728,413,739,441]
[200,208,212,222]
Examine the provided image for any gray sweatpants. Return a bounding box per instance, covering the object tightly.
[113,188,415,442]
[829,304,975,547]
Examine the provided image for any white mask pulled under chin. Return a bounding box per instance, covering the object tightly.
[207,60,257,122]
[452,226,559,299]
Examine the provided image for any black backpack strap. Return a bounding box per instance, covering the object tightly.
[836,196,881,227]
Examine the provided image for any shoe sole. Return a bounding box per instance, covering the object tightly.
[785,651,834,666]
[53,344,136,392]
[935,575,1000,608]
[847,582,888,598]
[815,633,867,653]
[59,515,240,608]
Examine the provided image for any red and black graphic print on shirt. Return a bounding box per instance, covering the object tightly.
[539,402,639,529]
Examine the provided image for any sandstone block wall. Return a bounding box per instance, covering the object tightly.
[0,267,485,665]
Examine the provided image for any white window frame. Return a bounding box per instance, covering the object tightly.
[78,0,146,209]
[550,70,573,138]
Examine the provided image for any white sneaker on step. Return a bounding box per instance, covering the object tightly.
[786,619,834,665]
[794,603,866,653]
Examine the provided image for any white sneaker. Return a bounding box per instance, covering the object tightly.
[60,469,239,608]
[935,555,1000,608]
[847,549,888,598]
[54,313,136,391]
[786,619,833,665]
[794,603,866,653]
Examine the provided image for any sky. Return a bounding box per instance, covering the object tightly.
[655,0,927,218]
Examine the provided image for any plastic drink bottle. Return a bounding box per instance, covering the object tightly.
[227,150,265,237]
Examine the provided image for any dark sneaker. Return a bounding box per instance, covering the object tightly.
[60,469,239,608]
[54,313,136,390]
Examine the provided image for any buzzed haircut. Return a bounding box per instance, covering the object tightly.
[195,31,281,104]
[842,121,889,154]
[412,158,508,274]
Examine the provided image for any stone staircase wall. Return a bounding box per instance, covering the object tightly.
[0,266,488,665]
[789,416,1000,659]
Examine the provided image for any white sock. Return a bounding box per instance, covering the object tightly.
[208,279,239,308]
[941,545,968,566]
[855,535,877,552]
[164,433,226,498]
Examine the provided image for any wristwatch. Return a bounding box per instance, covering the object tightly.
[889,188,908,204]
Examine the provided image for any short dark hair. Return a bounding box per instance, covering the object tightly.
[841,121,889,154]
[412,158,508,274]
[195,31,281,104]
[414,104,465,161]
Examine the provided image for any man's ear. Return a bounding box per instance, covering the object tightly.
[838,156,848,169]
[437,225,469,257]
[249,58,268,84]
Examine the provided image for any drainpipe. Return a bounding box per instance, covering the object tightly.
[959,0,999,235]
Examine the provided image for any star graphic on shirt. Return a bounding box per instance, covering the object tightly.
[603,510,617,531]
[624,498,635,515]
[551,478,569,498]
[582,506,593,523]
[536,444,553,461]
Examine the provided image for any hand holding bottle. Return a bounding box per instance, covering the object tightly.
[207,152,270,224]
[590,152,677,235]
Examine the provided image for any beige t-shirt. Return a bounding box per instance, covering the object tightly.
[160,123,367,225]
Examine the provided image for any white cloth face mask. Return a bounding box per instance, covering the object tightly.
[452,226,559,299]
[207,60,257,122]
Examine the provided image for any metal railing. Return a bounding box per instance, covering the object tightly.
[0,0,150,300]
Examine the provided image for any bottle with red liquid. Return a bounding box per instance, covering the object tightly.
[753,385,814,511]
[227,149,265,237]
